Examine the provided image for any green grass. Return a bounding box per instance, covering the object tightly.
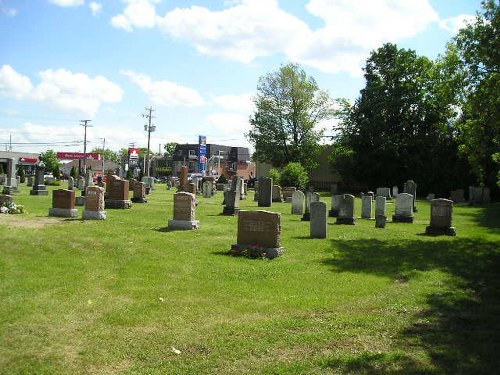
[1,184,499,374]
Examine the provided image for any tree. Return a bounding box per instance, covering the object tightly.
[247,62,335,171]
[91,147,119,163]
[163,142,178,157]
[331,43,472,193]
[40,150,61,176]
[280,162,309,190]
[454,0,500,188]
[70,166,78,179]
[17,165,26,183]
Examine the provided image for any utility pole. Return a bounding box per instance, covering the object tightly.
[80,120,92,179]
[101,137,106,177]
[142,107,156,177]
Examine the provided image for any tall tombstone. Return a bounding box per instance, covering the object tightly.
[49,189,77,218]
[282,187,296,203]
[168,192,199,230]
[240,180,247,200]
[272,185,283,202]
[202,180,214,198]
[425,198,456,236]
[6,158,18,190]
[77,176,85,190]
[336,194,356,225]
[329,194,342,217]
[310,201,328,239]
[403,180,417,212]
[222,177,241,215]
[392,193,414,223]
[257,177,272,207]
[291,190,305,215]
[253,180,259,201]
[131,181,147,203]
[361,194,373,219]
[30,159,48,196]
[105,175,132,209]
[468,186,491,204]
[67,176,75,190]
[230,210,284,259]
[27,176,34,187]
[376,187,392,199]
[85,173,94,189]
[375,196,386,217]
[301,192,320,221]
[450,189,465,203]
[141,176,155,192]
[179,166,189,191]
[392,185,399,198]
[83,186,106,220]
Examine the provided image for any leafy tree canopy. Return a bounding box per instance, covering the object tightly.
[40,150,61,175]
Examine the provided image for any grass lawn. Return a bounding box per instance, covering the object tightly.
[1,183,499,374]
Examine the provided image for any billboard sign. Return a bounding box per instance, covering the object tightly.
[57,152,101,160]
[198,135,207,173]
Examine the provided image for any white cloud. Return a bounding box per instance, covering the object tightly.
[0,65,123,116]
[211,93,254,113]
[89,1,102,16]
[111,0,158,32]
[439,14,475,34]
[48,0,84,6]
[0,1,17,17]
[121,69,205,107]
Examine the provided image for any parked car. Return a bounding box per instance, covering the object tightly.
[188,173,204,181]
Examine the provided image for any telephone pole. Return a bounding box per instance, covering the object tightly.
[142,107,156,177]
[80,120,92,179]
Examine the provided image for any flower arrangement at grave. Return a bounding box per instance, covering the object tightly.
[230,243,282,259]
[0,202,26,214]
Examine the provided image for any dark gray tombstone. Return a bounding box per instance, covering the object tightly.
[392,193,414,223]
[329,194,342,217]
[222,177,241,215]
[67,176,75,190]
[258,177,272,207]
[425,198,456,236]
[272,185,283,202]
[30,160,48,196]
[361,195,373,219]
[403,180,417,212]
[450,189,465,203]
[335,194,356,225]
[301,192,320,221]
[291,190,305,215]
[375,214,387,228]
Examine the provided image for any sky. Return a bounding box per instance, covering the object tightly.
[0,0,484,155]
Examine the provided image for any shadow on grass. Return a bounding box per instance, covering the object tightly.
[321,226,500,373]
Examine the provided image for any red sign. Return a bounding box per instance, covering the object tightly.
[19,157,39,163]
[129,148,140,158]
[56,152,101,160]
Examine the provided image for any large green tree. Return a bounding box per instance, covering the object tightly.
[454,0,500,188]
[40,150,61,177]
[163,142,178,158]
[91,147,119,163]
[332,43,472,193]
[247,63,335,171]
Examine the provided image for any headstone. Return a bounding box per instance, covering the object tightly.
[85,173,94,189]
[272,185,283,202]
[336,194,356,225]
[403,180,417,212]
[301,191,320,221]
[6,158,18,191]
[450,189,465,203]
[222,177,241,215]
[361,195,373,219]
[282,187,296,203]
[202,180,214,198]
[230,210,284,259]
[257,177,272,207]
[168,192,199,230]
[375,196,386,217]
[105,175,132,209]
[77,177,85,190]
[376,187,392,199]
[131,181,147,203]
[187,182,197,195]
[253,180,259,201]
[310,201,328,238]
[392,185,399,197]
[291,190,305,215]
[27,176,34,187]
[0,194,14,206]
[240,180,247,200]
[67,176,75,190]
[30,160,48,196]
[2,186,14,195]
[426,193,435,201]
[82,186,106,220]
[425,198,456,236]
[375,214,387,228]
[141,176,155,191]
[180,166,189,191]
[468,186,491,204]
[392,193,414,223]
[49,189,77,218]
[330,183,338,195]
[329,194,342,217]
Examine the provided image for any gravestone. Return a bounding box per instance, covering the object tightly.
[392,185,399,198]
[202,180,214,198]
[186,182,197,195]
[230,210,284,259]
[27,176,34,187]
[68,176,75,190]
[253,180,259,201]
[426,193,435,200]
[425,198,456,236]
[330,183,338,195]
[105,175,132,209]
[336,194,356,225]
[168,192,199,230]
[141,176,155,192]
[49,189,77,217]
[291,190,305,215]
[30,160,48,196]
[301,191,320,221]
[240,180,246,200]
[375,196,386,217]
[376,187,392,199]
[179,166,189,191]
[329,194,342,217]
[361,195,373,219]
[222,177,241,215]
[257,177,272,207]
[6,158,18,191]
[131,181,147,203]
[82,186,106,220]
[310,201,328,238]
[2,186,14,195]
[450,189,465,203]
[0,194,13,206]
[272,185,283,202]
[469,186,491,204]
[282,187,296,203]
[85,173,94,189]
[403,180,417,212]
[392,193,414,223]
[77,177,85,190]
[375,215,387,228]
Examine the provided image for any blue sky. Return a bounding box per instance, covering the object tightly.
[0,0,483,154]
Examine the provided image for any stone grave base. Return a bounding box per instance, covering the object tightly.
[75,196,85,206]
[30,189,48,196]
[222,207,239,216]
[83,210,107,220]
[375,215,387,228]
[230,244,285,259]
[168,219,200,230]
[284,197,292,203]
[335,217,356,225]
[329,209,339,217]
[272,198,283,203]
[301,213,310,221]
[425,226,456,236]
[105,199,132,209]
[2,186,16,195]
[392,214,415,223]
[131,197,147,203]
[49,208,78,218]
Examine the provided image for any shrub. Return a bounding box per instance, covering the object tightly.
[280,162,309,190]
[17,165,26,183]
[268,168,281,186]
[217,174,228,184]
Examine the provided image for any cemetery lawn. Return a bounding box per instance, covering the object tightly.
[1,186,499,375]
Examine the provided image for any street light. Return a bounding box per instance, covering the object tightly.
[142,107,156,178]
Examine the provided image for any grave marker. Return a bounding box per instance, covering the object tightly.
[310,201,328,238]
[425,198,456,236]
[49,189,77,217]
[168,192,199,230]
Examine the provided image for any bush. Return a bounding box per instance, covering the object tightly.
[217,174,228,184]
[268,168,281,185]
[17,165,26,184]
[280,162,309,190]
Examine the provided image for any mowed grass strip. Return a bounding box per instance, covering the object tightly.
[0,184,499,374]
